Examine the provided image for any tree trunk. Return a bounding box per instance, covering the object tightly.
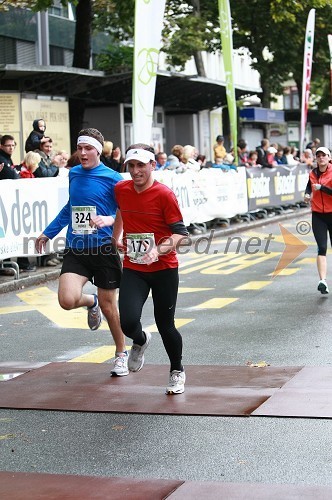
[70,0,93,149]
[194,51,206,77]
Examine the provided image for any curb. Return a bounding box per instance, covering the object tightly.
[0,207,311,295]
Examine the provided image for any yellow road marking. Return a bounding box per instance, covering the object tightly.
[297,257,316,264]
[180,253,238,275]
[194,298,238,309]
[270,268,300,276]
[17,287,108,330]
[178,287,214,293]
[0,306,35,315]
[69,345,130,363]
[234,281,272,290]
[147,318,194,333]
[201,252,280,275]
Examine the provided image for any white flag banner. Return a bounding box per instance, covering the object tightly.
[300,9,315,154]
[328,34,332,98]
[133,0,166,144]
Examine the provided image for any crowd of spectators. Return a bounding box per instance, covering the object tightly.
[0,118,329,275]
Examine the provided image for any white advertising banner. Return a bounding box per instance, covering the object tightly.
[132,0,166,144]
[300,9,315,153]
[1,169,248,260]
[0,178,68,259]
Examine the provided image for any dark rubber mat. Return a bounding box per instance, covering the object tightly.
[167,480,332,499]
[0,471,183,500]
[0,362,300,416]
[2,473,332,500]
[252,366,332,418]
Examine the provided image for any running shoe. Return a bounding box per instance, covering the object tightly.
[318,279,329,294]
[128,330,151,372]
[111,352,129,377]
[87,294,102,330]
[166,370,186,395]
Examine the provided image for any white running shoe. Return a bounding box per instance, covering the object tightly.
[111,352,129,377]
[318,279,329,294]
[128,330,151,372]
[166,370,186,395]
[87,294,102,330]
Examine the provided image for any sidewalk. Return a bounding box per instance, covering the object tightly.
[0,207,311,294]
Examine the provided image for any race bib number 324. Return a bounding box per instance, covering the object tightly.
[72,206,97,234]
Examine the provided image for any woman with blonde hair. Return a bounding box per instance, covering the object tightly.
[19,151,41,178]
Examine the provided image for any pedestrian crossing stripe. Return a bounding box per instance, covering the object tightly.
[270,268,300,276]
[68,346,125,363]
[194,298,238,309]
[17,287,108,330]
[234,281,272,290]
[147,318,194,333]
[201,252,281,275]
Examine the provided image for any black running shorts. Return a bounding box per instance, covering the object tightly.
[60,244,122,289]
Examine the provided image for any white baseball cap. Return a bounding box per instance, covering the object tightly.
[124,148,155,164]
[267,146,277,154]
[316,147,331,156]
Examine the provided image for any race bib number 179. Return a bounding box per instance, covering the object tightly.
[126,233,158,264]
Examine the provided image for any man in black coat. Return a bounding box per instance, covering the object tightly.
[0,134,19,180]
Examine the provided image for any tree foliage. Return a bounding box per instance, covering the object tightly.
[1,0,331,110]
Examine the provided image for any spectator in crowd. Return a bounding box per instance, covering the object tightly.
[256,138,271,168]
[291,146,300,162]
[35,127,128,376]
[66,151,81,169]
[0,135,19,180]
[110,145,124,172]
[25,118,50,153]
[266,146,278,167]
[301,148,314,168]
[283,146,298,165]
[213,135,227,163]
[182,145,200,172]
[19,151,41,179]
[275,147,287,165]
[306,137,320,152]
[100,140,114,169]
[52,150,70,177]
[197,154,207,168]
[34,139,59,177]
[247,150,259,167]
[166,144,184,171]
[237,139,249,167]
[155,152,168,170]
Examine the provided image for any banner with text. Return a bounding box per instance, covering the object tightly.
[246,164,309,211]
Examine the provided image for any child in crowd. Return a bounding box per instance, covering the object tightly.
[247,150,259,167]
[19,151,41,179]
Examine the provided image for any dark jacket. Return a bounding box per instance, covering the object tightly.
[34,160,59,178]
[0,150,19,179]
[256,146,271,168]
[25,119,46,153]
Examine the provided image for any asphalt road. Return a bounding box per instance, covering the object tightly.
[1,210,332,488]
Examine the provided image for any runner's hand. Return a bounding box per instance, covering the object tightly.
[35,234,49,253]
[90,215,114,229]
[312,184,321,191]
[304,194,311,203]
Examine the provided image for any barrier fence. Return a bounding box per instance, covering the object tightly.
[0,165,309,260]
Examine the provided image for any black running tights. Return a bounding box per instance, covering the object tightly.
[118,267,183,372]
[312,211,332,256]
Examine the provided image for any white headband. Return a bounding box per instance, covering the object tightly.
[124,149,156,164]
[77,135,103,154]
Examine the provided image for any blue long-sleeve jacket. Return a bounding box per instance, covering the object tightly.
[44,163,122,249]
